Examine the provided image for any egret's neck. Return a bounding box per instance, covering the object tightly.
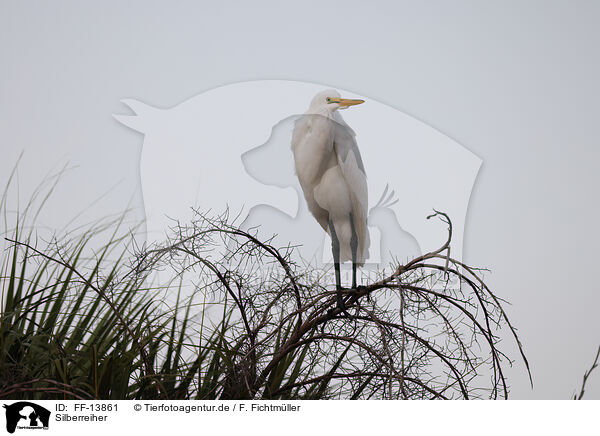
[305,105,337,119]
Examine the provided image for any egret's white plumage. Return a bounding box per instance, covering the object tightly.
[291,90,369,288]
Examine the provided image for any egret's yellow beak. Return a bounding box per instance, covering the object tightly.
[335,98,365,107]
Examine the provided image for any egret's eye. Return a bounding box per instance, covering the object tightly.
[326,97,331,103]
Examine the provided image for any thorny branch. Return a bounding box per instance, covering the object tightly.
[127,209,531,400]
[574,344,600,400]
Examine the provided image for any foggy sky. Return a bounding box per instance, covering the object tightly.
[1,0,599,399]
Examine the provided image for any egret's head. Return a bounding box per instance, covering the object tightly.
[308,89,364,114]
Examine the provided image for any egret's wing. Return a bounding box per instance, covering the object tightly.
[332,117,366,175]
[332,118,370,262]
[332,118,368,202]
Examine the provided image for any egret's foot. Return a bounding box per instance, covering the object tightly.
[337,291,346,312]
[344,285,365,305]
[353,285,370,302]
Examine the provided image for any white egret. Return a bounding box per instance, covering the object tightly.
[291,89,369,310]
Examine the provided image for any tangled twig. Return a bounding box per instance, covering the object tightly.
[130,209,530,400]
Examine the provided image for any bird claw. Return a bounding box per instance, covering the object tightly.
[354,285,370,301]
[337,292,347,312]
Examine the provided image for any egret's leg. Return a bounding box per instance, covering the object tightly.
[328,219,344,310]
[349,212,358,289]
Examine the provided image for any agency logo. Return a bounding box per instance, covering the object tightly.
[3,402,50,433]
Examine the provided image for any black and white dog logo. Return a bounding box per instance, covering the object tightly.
[3,402,50,434]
